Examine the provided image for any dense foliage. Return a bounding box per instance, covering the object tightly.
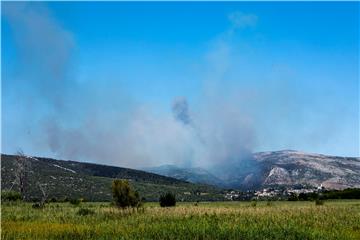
[112,179,141,208]
[288,188,360,201]
[321,188,360,199]
[159,192,176,207]
[1,191,22,202]
[298,192,320,201]
[69,199,81,205]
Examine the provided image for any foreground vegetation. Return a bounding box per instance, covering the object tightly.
[2,200,360,240]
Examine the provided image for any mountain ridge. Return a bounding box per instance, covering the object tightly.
[1,154,224,202]
[2,150,359,202]
[147,150,360,190]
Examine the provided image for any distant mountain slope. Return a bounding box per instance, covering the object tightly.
[1,154,224,202]
[254,150,360,190]
[3,150,358,200]
[147,150,360,190]
[144,165,224,187]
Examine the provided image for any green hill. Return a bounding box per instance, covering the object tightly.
[1,154,224,202]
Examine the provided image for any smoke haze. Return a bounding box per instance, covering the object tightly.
[3,3,258,170]
[2,2,359,175]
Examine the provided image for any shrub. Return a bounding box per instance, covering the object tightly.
[251,200,257,207]
[1,191,22,202]
[299,192,319,201]
[32,203,44,209]
[112,179,141,208]
[159,192,176,207]
[288,193,299,201]
[70,199,81,205]
[77,208,95,216]
[315,199,324,206]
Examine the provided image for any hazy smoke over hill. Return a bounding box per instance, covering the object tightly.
[4,2,358,175]
[3,2,258,172]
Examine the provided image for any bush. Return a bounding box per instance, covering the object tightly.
[112,179,141,208]
[299,192,319,201]
[159,192,176,207]
[315,199,324,206]
[32,203,44,209]
[288,193,299,201]
[1,191,22,202]
[70,198,81,205]
[77,208,95,216]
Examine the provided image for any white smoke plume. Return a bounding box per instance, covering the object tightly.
[6,3,354,176]
[3,2,259,172]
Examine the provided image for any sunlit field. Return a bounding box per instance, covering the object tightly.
[2,200,360,240]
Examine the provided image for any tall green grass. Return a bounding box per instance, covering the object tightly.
[2,200,360,240]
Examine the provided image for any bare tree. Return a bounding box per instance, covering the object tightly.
[11,150,51,205]
[38,183,49,207]
[11,150,31,200]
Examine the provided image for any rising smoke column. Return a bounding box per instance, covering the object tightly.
[170,95,257,173]
[172,97,191,125]
[4,3,258,174]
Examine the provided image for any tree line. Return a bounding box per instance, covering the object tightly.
[288,188,360,201]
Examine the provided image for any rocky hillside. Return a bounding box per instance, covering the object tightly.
[149,150,360,190]
[254,150,360,190]
[1,154,224,202]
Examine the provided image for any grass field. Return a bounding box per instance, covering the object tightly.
[2,200,360,240]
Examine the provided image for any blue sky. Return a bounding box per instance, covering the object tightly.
[2,2,359,167]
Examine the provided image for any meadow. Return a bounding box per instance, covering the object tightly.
[2,200,360,240]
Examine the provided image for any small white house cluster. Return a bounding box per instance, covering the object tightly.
[254,188,282,199]
[224,191,240,200]
[224,184,326,201]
